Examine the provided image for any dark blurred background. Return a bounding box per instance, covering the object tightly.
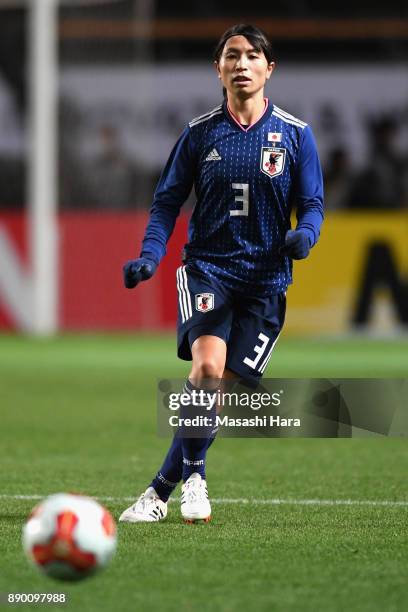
[0,0,407,211]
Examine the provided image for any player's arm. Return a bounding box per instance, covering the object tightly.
[123,127,197,288]
[282,125,324,260]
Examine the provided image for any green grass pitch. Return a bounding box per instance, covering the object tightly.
[0,334,407,611]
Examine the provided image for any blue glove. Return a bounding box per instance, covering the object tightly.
[123,257,157,289]
[281,229,311,260]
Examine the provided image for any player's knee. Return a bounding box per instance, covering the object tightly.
[191,358,224,381]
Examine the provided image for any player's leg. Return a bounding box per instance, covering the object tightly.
[190,335,227,382]
[181,335,226,476]
[144,336,226,502]
[119,265,231,523]
[180,334,226,522]
[148,345,231,501]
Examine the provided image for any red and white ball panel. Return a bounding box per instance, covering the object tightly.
[23,493,117,581]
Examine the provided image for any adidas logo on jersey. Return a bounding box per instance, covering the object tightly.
[205,148,221,161]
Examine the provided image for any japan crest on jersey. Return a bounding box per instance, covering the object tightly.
[195,293,214,313]
[260,147,286,178]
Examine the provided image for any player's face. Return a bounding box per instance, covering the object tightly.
[215,35,274,99]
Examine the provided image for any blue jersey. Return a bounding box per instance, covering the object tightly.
[141,98,324,295]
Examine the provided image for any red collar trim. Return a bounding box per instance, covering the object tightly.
[227,98,269,133]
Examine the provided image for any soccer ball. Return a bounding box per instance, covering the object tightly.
[23,493,117,581]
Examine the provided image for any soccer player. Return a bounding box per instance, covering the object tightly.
[119,24,324,523]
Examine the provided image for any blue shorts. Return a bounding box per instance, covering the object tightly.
[176,264,286,384]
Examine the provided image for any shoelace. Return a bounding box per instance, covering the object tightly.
[185,490,197,502]
[133,493,157,512]
[183,482,206,504]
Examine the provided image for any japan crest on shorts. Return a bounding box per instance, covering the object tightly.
[195,293,214,313]
[260,147,286,178]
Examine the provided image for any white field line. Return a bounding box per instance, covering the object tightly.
[0,495,407,507]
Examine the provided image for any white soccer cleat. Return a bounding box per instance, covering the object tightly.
[181,473,211,523]
[119,487,167,523]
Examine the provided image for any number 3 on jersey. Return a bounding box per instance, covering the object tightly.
[231,183,249,216]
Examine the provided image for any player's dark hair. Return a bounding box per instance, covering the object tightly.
[213,24,275,65]
[213,24,275,98]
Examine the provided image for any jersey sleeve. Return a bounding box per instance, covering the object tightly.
[293,125,324,247]
[140,126,197,264]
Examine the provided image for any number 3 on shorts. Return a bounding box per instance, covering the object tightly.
[243,333,270,370]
